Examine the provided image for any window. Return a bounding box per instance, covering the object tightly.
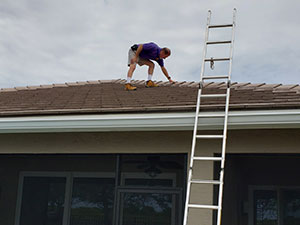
[250,187,300,225]
[20,177,66,225]
[70,177,115,225]
[119,191,181,225]
[16,173,115,225]
[118,154,185,225]
[15,154,186,225]
[281,189,300,225]
[254,190,278,225]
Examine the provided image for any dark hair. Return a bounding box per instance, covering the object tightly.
[162,47,171,56]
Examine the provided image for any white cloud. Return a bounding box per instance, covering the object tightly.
[0,0,300,88]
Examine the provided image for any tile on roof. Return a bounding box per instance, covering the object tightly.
[0,79,300,116]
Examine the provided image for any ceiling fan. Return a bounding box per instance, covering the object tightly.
[124,156,183,177]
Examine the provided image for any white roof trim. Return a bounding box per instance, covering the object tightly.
[0,109,300,133]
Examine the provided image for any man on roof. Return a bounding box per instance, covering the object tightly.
[125,42,174,91]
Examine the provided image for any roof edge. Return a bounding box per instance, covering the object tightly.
[0,109,300,133]
[1,102,300,117]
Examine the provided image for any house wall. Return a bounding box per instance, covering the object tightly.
[1,129,300,154]
[1,129,300,225]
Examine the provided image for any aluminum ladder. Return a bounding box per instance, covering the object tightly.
[183,9,237,225]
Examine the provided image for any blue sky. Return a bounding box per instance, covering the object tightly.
[0,0,300,88]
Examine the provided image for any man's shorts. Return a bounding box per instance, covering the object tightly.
[127,48,149,67]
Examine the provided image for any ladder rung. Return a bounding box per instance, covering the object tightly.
[200,94,227,98]
[205,58,230,62]
[196,135,223,139]
[191,179,221,185]
[188,204,220,210]
[198,113,225,118]
[208,24,233,28]
[193,157,223,161]
[202,75,229,80]
[207,41,231,45]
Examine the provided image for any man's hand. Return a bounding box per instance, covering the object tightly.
[169,78,175,83]
[167,76,175,83]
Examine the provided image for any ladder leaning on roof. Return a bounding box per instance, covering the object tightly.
[183,9,237,225]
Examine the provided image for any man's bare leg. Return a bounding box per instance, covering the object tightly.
[142,60,158,87]
[125,64,137,90]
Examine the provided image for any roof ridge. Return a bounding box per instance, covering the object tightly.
[1,79,297,93]
[0,79,123,92]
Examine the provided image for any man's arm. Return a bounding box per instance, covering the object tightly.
[161,66,174,83]
[131,44,143,64]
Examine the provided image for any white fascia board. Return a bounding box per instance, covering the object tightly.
[0,109,300,133]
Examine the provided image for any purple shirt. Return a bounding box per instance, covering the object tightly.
[138,42,164,67]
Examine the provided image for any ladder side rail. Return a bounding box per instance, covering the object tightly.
[227,8,237,81]
[199,10,212,81]
[216,8,237,225]
[183,89,202,225]
[183,10,212,225]
[220,8,236,175]
[216,87,230,225]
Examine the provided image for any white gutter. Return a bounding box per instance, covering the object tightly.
[0,109,300,133]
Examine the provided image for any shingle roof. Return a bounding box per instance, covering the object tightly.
[1,79,300,116]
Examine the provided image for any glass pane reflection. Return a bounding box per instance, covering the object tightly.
[121,192,179,225]
[70,178,115,225]
[254,190,278,225]
[282,189,300,225]
[20,177,66,225]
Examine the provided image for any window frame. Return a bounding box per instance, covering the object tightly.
[120,172,177,187]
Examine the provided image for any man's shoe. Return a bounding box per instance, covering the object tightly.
[125,83,137,91]
[146,80,158,87]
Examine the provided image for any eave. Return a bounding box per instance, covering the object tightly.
[0,109,300,133]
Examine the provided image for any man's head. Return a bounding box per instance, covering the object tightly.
[160,47,171,59]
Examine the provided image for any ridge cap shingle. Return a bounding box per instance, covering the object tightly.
[0,79,123,92]
[0,79,299,93]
